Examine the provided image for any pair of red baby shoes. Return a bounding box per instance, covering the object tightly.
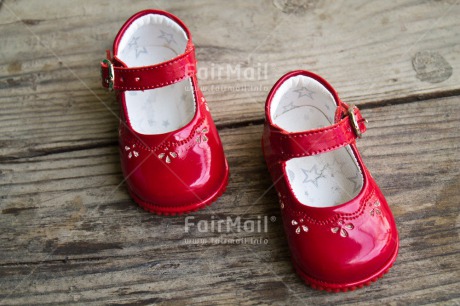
[101,10,398,292]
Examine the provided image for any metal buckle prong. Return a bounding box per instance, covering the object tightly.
[348,105,363,138]
[102,59,114,91]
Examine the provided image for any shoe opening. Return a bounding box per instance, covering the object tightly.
[271,75,364,207]
[117,13,196,135]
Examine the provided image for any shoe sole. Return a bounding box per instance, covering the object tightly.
[292,239,399,292]
[128,164,230,215]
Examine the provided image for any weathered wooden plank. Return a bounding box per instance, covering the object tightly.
[0,0,459,133]
[0,98,459,304]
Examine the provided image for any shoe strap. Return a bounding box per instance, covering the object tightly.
[100,42,196,91]
[271,105,367,161]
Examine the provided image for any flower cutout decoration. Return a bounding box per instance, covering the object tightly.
[125,144,139,159]
[196,127,209,143]
[158,148,177,164]
[292,219,309,235]
[331,220,354,238]
[370,200,382,217]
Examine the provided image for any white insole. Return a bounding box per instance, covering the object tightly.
[117,14,196,135]
[272,76,363,207]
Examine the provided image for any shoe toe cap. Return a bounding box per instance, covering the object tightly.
[289,200,398,286]
[124,141,228,209]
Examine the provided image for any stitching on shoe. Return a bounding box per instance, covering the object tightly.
[282,138,354,158]
[120,116,206,152]
[112,48,196,90]
[281,122,343,138]
[279,124,355,158]
[114,72,194,91]
[282,189,375,225]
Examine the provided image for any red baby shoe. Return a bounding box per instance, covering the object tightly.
[100,10,229,215]
[262,70,398,291]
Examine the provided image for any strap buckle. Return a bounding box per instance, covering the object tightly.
[101,59,114,91]
[347,105,366,138]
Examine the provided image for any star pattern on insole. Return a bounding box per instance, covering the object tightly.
[128,36,140,49]
[302,165,326,187]
[158,30,176,44]
[135,46,147,58]
[294,86,315,99]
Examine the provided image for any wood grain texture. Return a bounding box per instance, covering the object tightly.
[0,97,459,305]
[0,0,459,128]
[1,0,459,304]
